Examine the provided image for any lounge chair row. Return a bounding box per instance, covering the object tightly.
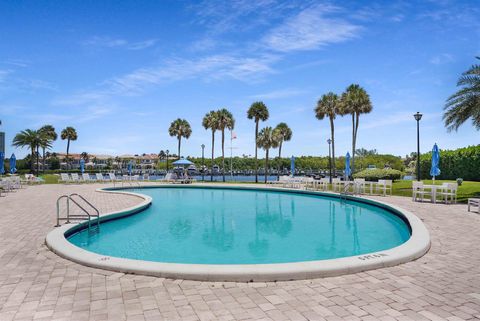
[59,173,142,184]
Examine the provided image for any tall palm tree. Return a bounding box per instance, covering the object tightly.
[39,125,57,172]
[340,84,372,175]
[12,129,43,174]
[202,111,218,181]
[168,119,192,159]
[247,101,269,183]
[273,123,292,178]
[256,126,279,184]
[216,109,235,182]
[315,92,340,176]
[444,57,480,131]
[61,127,78,169]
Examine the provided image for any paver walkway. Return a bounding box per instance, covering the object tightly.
[1,183,480,321]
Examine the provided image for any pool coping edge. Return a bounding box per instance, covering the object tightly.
[45,184,431,282]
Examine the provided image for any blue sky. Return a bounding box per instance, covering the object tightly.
[1,0,479,159]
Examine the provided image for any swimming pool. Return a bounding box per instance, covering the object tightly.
[47,186,430,281]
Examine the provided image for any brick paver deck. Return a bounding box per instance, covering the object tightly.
[1,183,479,321]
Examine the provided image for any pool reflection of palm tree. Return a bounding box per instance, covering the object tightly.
[202,208,234,252]
[256,193,292,237]
[248,193,269,258]
[169,218,192,240]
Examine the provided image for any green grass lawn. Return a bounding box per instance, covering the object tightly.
[40,174,59,184]
[393,180,480,203]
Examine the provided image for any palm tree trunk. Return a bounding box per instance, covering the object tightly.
[352,112,360,174]
[330,117,336,176]
[265,149,269,184]
[177,137,181,159]
[211,131,215,182]
[36,146,40,175]
[66,139,70,170]
[222,129,225,182]
[42,148,46,173]
[30,146,35,174]
[277,142,282,180]
[255,120,259,183]
[351,114,355,179]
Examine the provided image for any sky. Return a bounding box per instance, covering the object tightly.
[0,0,479,159]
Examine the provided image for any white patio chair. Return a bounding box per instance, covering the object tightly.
[353,178,366,194]
[468,198,479,213]
[412,181,431,202]
[438,183,458,204]
[332,178,342,192]
[376,179,392,196]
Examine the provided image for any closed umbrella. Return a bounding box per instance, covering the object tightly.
[9,154,16,174]
[127,161,133,176]
[430,143,441,184]
[290,156,295,177]
[345,152,351,180]
[80,159,85,174]
[0,151,4,175]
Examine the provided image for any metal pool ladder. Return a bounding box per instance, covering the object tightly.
[56,193,100,228]
[340,181,356,202]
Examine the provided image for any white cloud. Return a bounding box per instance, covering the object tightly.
[263,4,360,52]
[430,53,454,65]
[249,88,308,100]
[82,36,158,50]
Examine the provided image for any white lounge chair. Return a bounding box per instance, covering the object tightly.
[71,173,82,183]
[59,173,70,184]
[96,173,105,182]
[108,173,122,182]
[82,173,93,183]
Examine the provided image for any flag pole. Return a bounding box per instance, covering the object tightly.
[230,130,233,180]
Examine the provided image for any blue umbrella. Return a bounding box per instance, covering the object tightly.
[345,152,352,180]
[9,154,16,174]
[172,158,194,166]
[127,161,133,175]
[80,158,85,174]
[290,156,295,177]
[0,151,4,175]
[430,143,441,183]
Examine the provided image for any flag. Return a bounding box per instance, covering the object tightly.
[231,131,237,139]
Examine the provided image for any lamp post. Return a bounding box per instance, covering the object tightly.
[413,112,423,181]
[327,138,332,184]
[166,150,169,173]
[201,144,205,182]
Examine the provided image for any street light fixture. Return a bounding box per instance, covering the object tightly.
[327,138,332,184]
[413,112,423,181]
[201,144,205,182]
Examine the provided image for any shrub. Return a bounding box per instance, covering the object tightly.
[353,168,403,181]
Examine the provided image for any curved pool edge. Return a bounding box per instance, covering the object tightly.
[45,185,431,282]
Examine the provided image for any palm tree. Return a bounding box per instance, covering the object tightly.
[247,101,269,183]
[38,125,57,172]
[61,127,78,169]
[202,111,218,181]
[256,126,279,184]
[80,152,89,162]
[444,57,480,131]
[315,92,341,176]
[273,123,292,178]
[216,109,235,182]
[340,84,372,175]
[12,129,43,174]
[168,119,192,159]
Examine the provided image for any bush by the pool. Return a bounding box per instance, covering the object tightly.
[353,168,403,181]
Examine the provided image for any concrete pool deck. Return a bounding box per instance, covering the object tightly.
[1,182,480,320]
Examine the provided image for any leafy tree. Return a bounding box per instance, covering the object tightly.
[38,125,57,172]
[216,109,235,182]
[247,101,269,183]
[80,152,89,162]
[12,129,43,174]
[61,126,78,169]
[202,111,218,181]
[355,148,377,157]
[273,123,292,178]
[168,118,192,159]
[315,92,340,176]
[340,84,373,175]
[256,126,279,183]
[443,57,480,131]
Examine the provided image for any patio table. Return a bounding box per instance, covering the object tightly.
[422,184,445,204]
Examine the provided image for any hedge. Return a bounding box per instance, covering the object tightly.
[419,145,480,181]
[352,168,403,181]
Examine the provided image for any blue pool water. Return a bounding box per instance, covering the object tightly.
[68,187,411,264]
